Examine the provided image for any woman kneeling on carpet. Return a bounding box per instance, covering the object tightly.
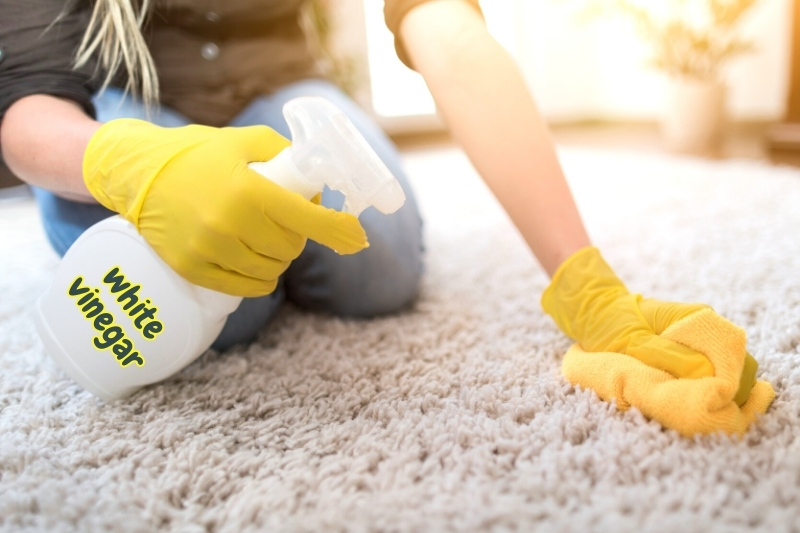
[0,0,772,435]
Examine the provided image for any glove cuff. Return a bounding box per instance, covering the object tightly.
[82,119,164,226]
[541,246,627,338]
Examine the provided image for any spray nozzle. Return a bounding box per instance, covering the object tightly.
[279,97,406,217]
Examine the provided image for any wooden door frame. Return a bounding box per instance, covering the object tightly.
[768,0,800,152]
[786,0,800,122]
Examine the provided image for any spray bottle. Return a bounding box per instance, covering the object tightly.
[34,97,406,401]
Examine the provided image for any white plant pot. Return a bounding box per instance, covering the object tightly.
[662,76,726,155]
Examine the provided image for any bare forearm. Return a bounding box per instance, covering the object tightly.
[1,95,100,202]
[400,1,590,276]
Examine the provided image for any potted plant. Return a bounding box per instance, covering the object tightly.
[579,0,760,154]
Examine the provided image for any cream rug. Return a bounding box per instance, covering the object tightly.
[2,146,800,532]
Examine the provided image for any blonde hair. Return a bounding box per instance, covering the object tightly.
[74,0,159,105]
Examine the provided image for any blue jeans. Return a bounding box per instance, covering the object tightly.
[33,80,424,350]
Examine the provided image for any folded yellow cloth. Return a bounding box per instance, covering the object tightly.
[562,308,774,437]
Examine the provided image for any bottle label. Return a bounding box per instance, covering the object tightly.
[66,266,165,368]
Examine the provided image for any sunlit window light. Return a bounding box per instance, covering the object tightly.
[362,0,436,118]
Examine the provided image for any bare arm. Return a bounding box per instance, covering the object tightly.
[400,0,591,276]
[0,94,101,202]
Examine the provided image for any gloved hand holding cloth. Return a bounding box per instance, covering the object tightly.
[83,119,368,297]
[541,246,774,437]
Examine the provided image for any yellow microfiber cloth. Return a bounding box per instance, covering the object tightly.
[542,246,774,437]
[562,308,775,437]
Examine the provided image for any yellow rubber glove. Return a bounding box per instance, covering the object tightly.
[561,310,774,437]
[541,246,758,406]
[83,119,368,297]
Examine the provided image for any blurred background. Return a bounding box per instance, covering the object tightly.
[2,0,799,196]
[315,0,800,161]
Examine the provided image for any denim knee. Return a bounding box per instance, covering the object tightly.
[284,240,422,318]
[210,285,286,351]
[284,187,424,318]
[241,80,426,318]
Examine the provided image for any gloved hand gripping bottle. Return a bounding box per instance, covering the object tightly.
[34,97,406,401]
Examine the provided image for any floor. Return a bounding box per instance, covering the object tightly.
[5,124,800,531]
[393,120,798,165]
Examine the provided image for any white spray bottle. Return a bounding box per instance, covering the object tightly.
[34,97,406,401]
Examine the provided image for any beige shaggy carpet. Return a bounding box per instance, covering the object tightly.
[2,145,800,532]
